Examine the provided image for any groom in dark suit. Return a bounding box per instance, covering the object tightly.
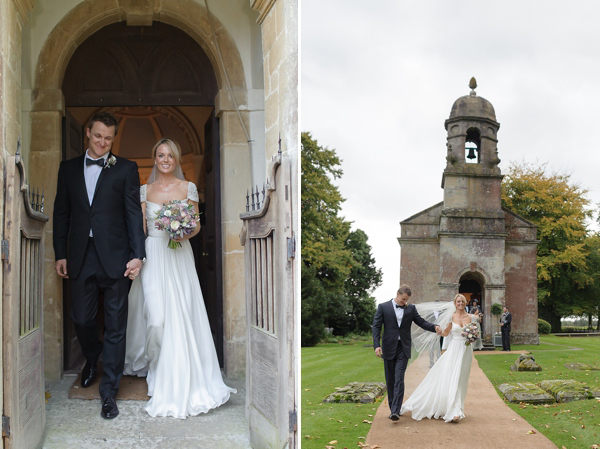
[372,284,441,420]
[53,112,146,419]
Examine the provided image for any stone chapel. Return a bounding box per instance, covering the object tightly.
[398,79,539,346]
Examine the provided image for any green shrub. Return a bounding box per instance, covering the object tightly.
[538,318,551,334]
[491,303,503,316]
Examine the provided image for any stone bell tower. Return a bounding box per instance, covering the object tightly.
[399,78,539,345]
[437,77,507,318]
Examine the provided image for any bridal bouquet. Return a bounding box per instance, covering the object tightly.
[155,201,200,249]
[460,322,480,346]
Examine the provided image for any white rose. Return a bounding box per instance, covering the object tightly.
[171,220,181,231]
[165,210,172,217]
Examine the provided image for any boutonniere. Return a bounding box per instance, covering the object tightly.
[104,154,117,169]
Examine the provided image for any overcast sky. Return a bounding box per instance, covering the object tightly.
[301,0,600,303]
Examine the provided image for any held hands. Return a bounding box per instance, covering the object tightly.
[435,325,442,335]
[124,258,143,279]
[374,347,383,358]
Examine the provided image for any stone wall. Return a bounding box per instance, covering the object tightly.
[399,242,440,303]
[505,243,539,344]
[1,0,35,416]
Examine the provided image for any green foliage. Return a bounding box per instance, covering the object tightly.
[501,162,594,331]
[301,342,384,448]
[344,229,383,334]
[301,265,327,347]
[301,132,383,341]
[491,303,503,316]
[538,318,551,334]
[476,335,600,448]
[301,132,353,291]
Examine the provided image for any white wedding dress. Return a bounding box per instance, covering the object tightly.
[400,322,473,422]
[124,183,236,418]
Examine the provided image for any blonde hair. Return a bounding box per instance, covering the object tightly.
[453,294,467,305]
[152,138,182,167]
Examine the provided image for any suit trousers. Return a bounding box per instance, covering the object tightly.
[501,327,511,351]
[70,238,130,398]
[383,340,409,415]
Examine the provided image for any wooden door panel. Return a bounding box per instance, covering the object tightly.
[200,110,223,366]
[62,110,85,372]
[3,154,48,449]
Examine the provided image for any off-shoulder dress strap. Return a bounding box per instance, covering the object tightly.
[187,182,199,202]
[140,184,147,203]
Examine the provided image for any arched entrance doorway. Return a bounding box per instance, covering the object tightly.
[459,271,485,338]
[60,21,223,371]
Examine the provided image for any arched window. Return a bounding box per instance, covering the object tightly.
[465,127,481,163]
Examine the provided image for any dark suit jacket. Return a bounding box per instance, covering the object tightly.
[53,154,146,279]
[372,300,437,360]
[502,312,512,330]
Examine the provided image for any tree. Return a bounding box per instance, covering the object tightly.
[301,133,384,342]
[572,235,600,330]
[344,229,383,333]
[501,161,593,332]
[301,132,353,293]
[301,265,327,346]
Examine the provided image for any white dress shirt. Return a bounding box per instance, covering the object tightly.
[393,299,405,339]
[84,150,108,236]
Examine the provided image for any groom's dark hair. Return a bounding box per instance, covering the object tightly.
[397,284,411,296]
[87,112,119,136]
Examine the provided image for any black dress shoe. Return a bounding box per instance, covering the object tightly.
[390,413,400,421]
[101,397,119,419]
[81,360,98,388]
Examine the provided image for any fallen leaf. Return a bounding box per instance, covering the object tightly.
[572,436,577,440]
[527,430,536,434]
[327,440,338,445]
[363,420,372,424]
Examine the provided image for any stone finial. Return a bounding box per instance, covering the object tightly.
[469,77,477,96]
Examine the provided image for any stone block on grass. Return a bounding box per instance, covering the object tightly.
[564,363,600,371]
[498,382,554,404]
[538,379,600,403]
[323,382,386,404]
[510,354,542,371]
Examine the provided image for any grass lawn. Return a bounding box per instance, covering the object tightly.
[301,338,384,449]
[476,334,600,449]
[302,335,600,449]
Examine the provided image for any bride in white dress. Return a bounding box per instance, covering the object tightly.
[124,138,236,418]
[401,294,473,423]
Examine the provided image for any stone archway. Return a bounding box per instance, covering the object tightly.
[29,0,251,381]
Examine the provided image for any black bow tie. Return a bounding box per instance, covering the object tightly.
[395,304,406,309]
[86,157,105,167]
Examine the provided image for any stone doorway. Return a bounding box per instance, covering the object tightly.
[459,273,485,334]
[59,22,222,372]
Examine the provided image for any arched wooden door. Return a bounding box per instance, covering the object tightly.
[61,21,223,371]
